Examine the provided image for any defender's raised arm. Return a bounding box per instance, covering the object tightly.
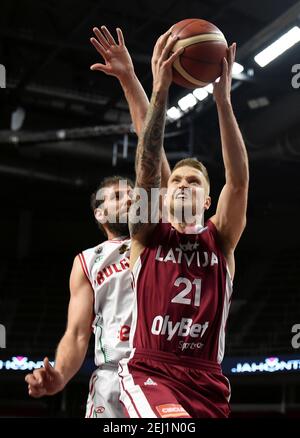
[90,25,171,187]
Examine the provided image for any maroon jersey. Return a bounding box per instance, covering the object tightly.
[131,219,233,363]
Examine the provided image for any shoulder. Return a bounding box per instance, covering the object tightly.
[207,216,235,278]
[204,216,219,238]
[81,242,105,256]
[70,255,93,289]
[75,243,103,282]
[205,216,229,254]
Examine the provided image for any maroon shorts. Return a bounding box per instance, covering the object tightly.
[119,348,231,418]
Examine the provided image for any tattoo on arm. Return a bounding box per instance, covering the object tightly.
[131,91,167,236]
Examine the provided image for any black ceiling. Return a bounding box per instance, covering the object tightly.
[0,0,300,188]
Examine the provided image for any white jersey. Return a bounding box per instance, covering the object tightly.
[78,237,132,367]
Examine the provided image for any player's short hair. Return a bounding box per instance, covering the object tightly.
[90,175,134,235]
[172,158,210,193]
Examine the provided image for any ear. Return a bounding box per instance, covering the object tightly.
[204,196,211,210]
[94,208,105,224]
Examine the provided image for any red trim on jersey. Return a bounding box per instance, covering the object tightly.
[79,252,89,278]
[119,399,130,418]
[78,253,95,326]
[78,253,88,278]
[88,374,98,418]
[78,253,92,286]
[88,399,94,418]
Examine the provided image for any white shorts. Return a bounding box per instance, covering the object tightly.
[85,365,125,418]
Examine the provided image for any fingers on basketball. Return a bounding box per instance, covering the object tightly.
[166,47,184,67]
[155,29,173,55]
[160,35,179,63]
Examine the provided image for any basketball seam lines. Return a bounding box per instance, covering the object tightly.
[173,57,209,87]
[172,18,203,37]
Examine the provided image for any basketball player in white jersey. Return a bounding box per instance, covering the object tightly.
[25,26,171,418]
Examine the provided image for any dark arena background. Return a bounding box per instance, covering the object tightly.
[0,0,300,423]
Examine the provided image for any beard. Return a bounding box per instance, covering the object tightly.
[106,221,130,237]
[104,210,130,237]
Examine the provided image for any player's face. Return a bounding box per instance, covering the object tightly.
[95,182,133,236]
[166,166,210,223]
[103,183,133,224]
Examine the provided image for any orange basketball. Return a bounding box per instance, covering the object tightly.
[171,18,228,89]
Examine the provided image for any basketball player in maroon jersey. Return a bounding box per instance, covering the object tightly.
[119,31,249,418]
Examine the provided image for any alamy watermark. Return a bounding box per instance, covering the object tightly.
[0,324,6,348]
[291,64,300,89]
[0,64,6,88]
[291,324,300,349]
[95,180,206,230]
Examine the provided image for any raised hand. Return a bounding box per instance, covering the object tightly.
[90,26,134,81]
[25,357,65,398]
[213,43,237,105]
[151,29,183,93]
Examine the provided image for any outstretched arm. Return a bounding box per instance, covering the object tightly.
[90,26,171,187]
[25,256,93,397]
[129,31,182,267]
[210,43,249,264]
